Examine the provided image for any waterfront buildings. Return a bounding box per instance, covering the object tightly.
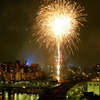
[0,61,43,82]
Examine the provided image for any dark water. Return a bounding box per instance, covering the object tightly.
[4,92,39,100]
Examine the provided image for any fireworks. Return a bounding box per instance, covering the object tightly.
[35,0,86,81]
[35,0,86,51]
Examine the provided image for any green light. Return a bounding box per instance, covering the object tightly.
[23,86,25,88]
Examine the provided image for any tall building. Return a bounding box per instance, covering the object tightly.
[96,64,100,76]
[87,81,100,95]
[0,65,3,80]
[30,64,38,78]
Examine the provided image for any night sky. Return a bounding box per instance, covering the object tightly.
[0,0,100,67]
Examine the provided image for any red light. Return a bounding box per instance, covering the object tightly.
[61,59,63,62]
[10,73,12,76]
[84,75,87,77]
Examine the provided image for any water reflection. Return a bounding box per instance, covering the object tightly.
[4,92,39,100]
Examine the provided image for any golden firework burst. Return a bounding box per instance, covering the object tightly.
[34,0,86,81]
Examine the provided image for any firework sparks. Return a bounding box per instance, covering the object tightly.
[57,42,60,81]
[35,0,86,81]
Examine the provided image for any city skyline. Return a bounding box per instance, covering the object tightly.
[0,0,100,66]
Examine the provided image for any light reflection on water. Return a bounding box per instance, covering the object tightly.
[4,92,39,100]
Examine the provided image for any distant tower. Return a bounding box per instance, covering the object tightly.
[30,64,38,78]
[96,64,100,76]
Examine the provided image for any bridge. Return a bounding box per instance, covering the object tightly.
[39,81,79,100]
[0,84,43,100]
[0,80,86,100]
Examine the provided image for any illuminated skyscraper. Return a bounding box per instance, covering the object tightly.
[87,81,100,95]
